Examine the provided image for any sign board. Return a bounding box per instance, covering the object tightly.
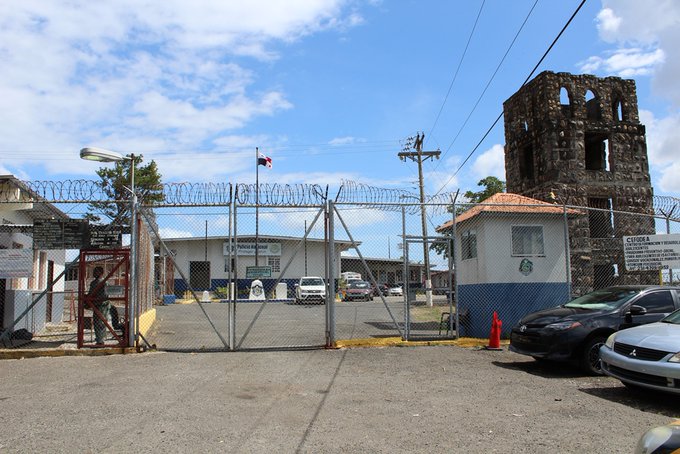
[623,234,680,271]
[246,266,272,279]
[88,225,123,249]
[223,242,281,257]
[33,219,88,250]
[0,249,33,278]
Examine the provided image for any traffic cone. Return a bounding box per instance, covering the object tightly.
[486,311,503,350]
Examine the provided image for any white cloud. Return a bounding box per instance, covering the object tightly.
[471,144,505,180]
[639,109,680,193]
[590,0,680,105]
[0,0,361,179]
[329,136,365,146]
[578,48,664,77]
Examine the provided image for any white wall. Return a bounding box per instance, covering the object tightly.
[164,238,340,280]
[457,214,568,285]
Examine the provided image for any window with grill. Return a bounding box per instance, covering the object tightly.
[511,225,544,256]
[268,256,281,273]
[461,229,477,260]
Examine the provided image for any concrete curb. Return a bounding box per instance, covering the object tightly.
[0,347,139,360]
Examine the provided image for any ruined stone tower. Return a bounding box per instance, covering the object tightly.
[503,71,656,294]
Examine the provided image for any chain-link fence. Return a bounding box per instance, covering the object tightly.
[4,179,680,351]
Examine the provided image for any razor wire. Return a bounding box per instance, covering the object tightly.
[7,178,680,219]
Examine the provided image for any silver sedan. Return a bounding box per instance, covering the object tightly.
[600,308,680,395]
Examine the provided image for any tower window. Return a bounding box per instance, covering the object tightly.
[588,197,614,238]
[560,87,572,117]
[585,132,609,170]
[585,89,601,120]
[519,144,535,180]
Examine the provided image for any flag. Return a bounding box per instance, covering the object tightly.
[257,152,272,169]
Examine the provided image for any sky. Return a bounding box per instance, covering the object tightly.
[1,0,680,199]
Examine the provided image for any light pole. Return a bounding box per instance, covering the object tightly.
[80,146,137,348]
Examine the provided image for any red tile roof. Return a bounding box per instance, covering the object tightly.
[436,192,581,231]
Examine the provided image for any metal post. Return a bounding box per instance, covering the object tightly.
[563,204,572,298]
[402,206,409,340]
[452,200,460,339]
[230,201,237,350]
[128,154,137,348]
[327,202,335,347]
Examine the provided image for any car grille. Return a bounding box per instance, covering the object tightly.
[613,342,670,361]
[607,364,679,389]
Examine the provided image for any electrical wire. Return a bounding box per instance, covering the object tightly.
[426,0,486,143]
[432,0,588,197]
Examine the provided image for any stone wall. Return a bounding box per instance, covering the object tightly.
[503,71,657,293]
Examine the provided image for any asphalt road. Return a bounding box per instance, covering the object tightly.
[1,345,678,453]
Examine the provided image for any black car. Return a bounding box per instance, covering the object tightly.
[509,285,680,374]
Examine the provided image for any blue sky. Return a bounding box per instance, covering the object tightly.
[1,0,679,199]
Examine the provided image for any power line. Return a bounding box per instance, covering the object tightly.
[437,0,539,163]
[426,0,486,143]
[432,0,588,197]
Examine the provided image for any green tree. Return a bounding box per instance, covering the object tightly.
[463,176,506,203]
[432,176,506,257]
[86,154,163,225]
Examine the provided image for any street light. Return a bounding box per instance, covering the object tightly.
[80,147,137,348]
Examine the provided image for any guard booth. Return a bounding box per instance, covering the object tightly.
[77,249,130,348]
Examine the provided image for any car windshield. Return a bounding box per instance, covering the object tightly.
[563,287,640,310]
[662,308,680,324]
[349,281,369,288]
[301,278,323,286]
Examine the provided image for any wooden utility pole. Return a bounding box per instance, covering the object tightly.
[398,133,440,307]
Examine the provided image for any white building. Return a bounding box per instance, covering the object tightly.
[437,192,578,336]
[0,175,69,333]
[161,235,355,297]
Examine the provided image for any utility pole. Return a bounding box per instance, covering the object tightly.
[398,133,440,307]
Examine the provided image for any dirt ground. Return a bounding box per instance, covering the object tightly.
[0,345,677,453]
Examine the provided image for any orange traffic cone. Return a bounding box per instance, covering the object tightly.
[486,311,502,350]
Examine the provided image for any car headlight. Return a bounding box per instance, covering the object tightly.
[604,333,617,349]
[545,321,582,331]
[669,353,680,363]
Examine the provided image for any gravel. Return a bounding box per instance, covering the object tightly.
[0,345,677,453]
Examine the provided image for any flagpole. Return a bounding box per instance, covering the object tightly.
[255,147,259,267]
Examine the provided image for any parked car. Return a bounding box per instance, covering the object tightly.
[635,420,680,453]
[343,281,373,302]
[509,286,680,375]
[600,308,680,395]
[373,283,390,297]
[388,285,403,297]
[294,276,326,304]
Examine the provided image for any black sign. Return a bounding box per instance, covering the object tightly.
[33,219,88,250]
[87,225,123,249]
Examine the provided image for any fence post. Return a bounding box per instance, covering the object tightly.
[563,204,572,297]
[327,201,335,347]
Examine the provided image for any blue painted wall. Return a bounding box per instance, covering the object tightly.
[458,282,570,338]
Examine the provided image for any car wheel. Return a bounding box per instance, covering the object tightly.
[581,336,606,375]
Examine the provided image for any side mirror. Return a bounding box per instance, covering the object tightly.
[628,305,647,316]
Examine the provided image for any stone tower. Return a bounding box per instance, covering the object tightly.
[503,71,656,294]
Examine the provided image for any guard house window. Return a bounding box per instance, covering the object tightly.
[585,132,610,171]
[511,226,544,256]
[588,198,614,238]
[461,229,477,260]
[268,256,280,273]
